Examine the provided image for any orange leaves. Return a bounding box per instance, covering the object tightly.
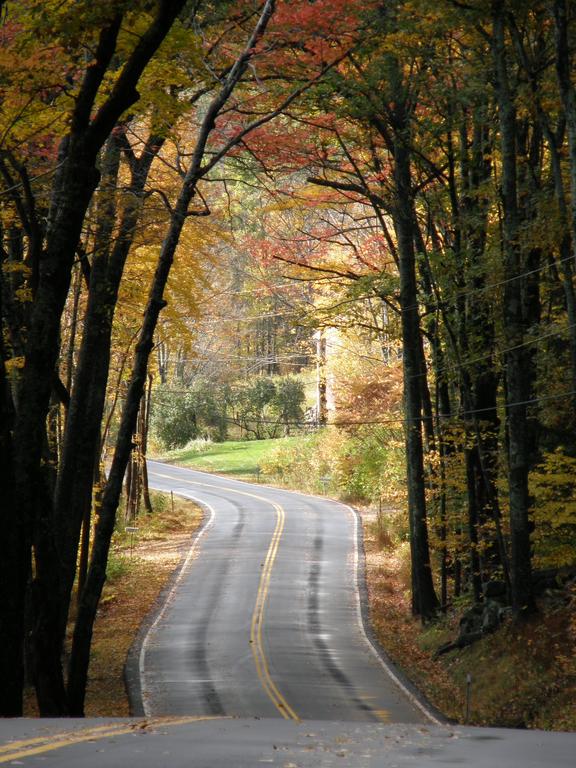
[250,0,375,75]
[0,9,71,165]
[272,0,373,43]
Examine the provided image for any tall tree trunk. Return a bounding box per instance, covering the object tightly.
[76,504,91,606]
[66,0,278,712]
[65,264,83,396]
[492,0,536,617]
[464,449,483,602]
[392,96,439,620]
[553,0,576,271]
[67,180,196,714]
[28,133,124,713]
[540,104,576,409]
[5,6,185,714]
[0,259,24,716]
[141,374,154,515]
[36,131,163,716]
[463,105,507,587]
[14,145,102,716]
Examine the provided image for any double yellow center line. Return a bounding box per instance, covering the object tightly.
[249,497,299,721]
[0,716,224,764]
[151,473,299,721]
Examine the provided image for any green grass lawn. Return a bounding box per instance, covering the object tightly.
[160,436,301,478]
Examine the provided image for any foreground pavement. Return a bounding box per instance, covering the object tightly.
[0,717,574,766]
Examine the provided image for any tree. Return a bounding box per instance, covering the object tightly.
[67,0,353,715]
[2,0,189,716]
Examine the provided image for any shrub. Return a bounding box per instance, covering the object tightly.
[152,381,229,448]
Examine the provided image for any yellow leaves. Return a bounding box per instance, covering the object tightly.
[530,450,576,569]
[15,285,33,303]
[5,355,25,375]
[129,19,206,132]
[2,261,31,277]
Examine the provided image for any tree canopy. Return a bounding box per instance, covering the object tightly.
[1,0,576,717]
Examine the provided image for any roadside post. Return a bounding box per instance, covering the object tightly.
[125,526,139,556]
[465,673,472,723]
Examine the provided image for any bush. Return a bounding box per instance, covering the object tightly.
[230,376,306,439]
[152,381,229,448]
[152,375,307,448]
[260,425,407,506]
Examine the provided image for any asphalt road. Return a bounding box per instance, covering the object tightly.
[2,461,575,765]
[1,716,575,767]
[136,461,431,724]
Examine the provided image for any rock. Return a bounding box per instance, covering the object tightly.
[532,567,576,594]
[435,600,508,658]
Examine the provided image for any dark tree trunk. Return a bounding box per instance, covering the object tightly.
[462,104,509,588]
[492,0,536,617]
[14,147,102,716]
[553,0,576,270]
[65,265,83,396]
[141,375,154,515]
[76,504,91,605]
[465,449,483,602]
[31,130,163,715]
[393,109,439,620]
[56,132,121,622]
[0,258,24,716]
[66,0,278,713]
[7,3,189,714]
[539,96,576,410]
[67,181,194,714]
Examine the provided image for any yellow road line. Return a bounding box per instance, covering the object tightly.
[0,716,226,764]
[151,472,300,721]
[250,499,300,721]
[0,722,133,755]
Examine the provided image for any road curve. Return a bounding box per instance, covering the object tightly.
[135,460,433,724]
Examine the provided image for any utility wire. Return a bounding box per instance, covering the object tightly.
[148,387,576,427]
[174,253,576,331]
[410,323,575,381]
[387,253,576,316]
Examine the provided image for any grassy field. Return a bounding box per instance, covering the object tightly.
[161,436,302,479]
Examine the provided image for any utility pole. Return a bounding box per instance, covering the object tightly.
[315,330,327,426]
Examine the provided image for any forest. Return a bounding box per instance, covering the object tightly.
[1,0,575,720]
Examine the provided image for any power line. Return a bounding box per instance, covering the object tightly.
[158,352,312,363]
[411,322,576,381]
[147,387,576,427]
[179,253,576,343]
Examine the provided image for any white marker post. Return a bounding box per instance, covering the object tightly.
[125,526,139,556]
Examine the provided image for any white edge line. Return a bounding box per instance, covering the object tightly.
[138,486,216,718]
[346,501,443,726]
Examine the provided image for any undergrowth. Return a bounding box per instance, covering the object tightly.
[363,509,576,731]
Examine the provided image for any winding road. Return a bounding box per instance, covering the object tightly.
[2,461,574,766]
[137,460,431,724]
